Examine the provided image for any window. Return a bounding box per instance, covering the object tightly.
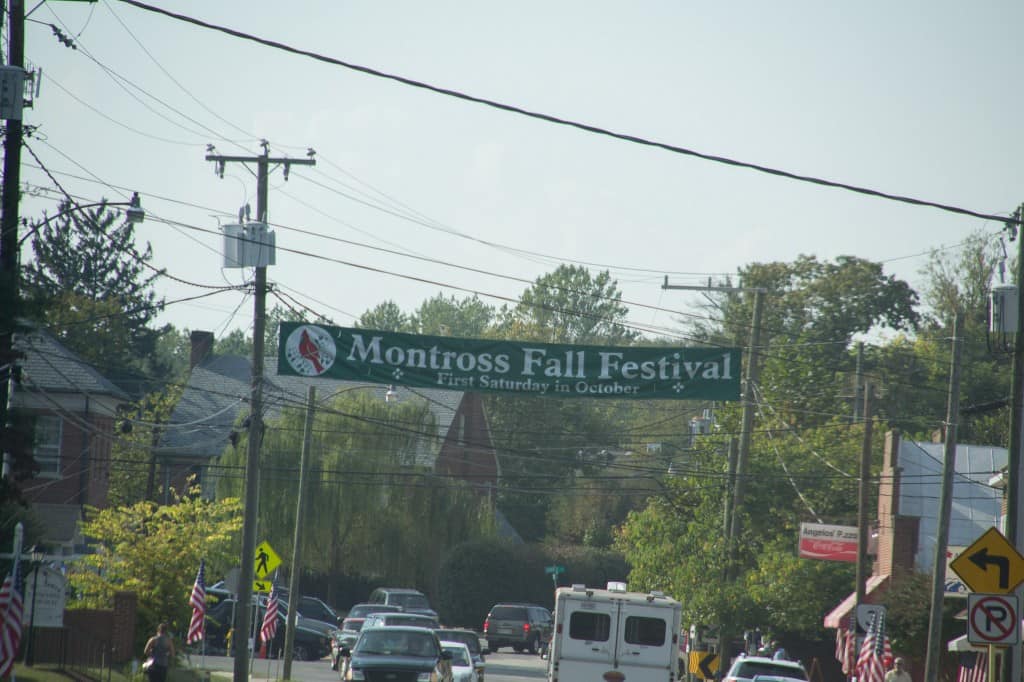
[623,616,666,646]
[568,611,610,642]
[34,415,62,477]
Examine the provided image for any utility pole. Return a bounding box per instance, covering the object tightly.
[924,314,963,682]
[206,146,314,682]
[1004,203,1024,682]
[0,0,25,482]
[853,342,864,422]
[728,288,764,577]
[283,386,315,681]
[661,277,766,580]
[855,384,873,608]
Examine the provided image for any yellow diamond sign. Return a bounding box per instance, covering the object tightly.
[254,540,282,579]
[950,527,1024,595]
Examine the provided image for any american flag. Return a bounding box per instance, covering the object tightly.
[260,583,280,646]
[0,561,24,677]
[856,611,893,682]
[957,652,988,682]
[186,559,206,644]
[835,626,856,676]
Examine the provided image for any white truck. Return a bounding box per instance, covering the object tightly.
[547,582,682,682]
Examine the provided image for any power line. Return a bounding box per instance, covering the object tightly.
[114,0,1023,228]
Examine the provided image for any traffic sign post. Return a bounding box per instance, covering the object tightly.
[968,594,1019,647]
[254,540,282,580]
[950,527,1024,595]
[545,564,565,587]
[855,604,885,635]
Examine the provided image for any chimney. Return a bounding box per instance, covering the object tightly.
[190,330,215,369]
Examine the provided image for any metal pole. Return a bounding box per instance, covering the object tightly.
[283,386,315,680]
[24,559,38,664]
[924,315,963,682]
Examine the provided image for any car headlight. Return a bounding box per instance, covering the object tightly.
[416,674,432,682]
[348,669,365,681]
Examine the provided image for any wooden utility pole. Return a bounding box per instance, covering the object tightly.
[924,314,963,682]
[283,386,316,680]
[729,288,764,577]
[0,0,24,481]
[855,384,873,608]
[206,146,314,682]
[1005,204,1024,682]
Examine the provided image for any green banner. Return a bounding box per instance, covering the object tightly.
[277,323,741,401]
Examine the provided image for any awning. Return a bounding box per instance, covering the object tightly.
[947,635,987,653]
[823,574,890,629]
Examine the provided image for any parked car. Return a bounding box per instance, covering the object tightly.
[368,586,439,619]
[279,595,341,627]
[723,655,808,682]
[363,612,441,630]
[441,641,476,682]
[331,603,405,670]
[202,598,337,661]
[438,629,485,682]
[338,626,454,682]
[482,603,553,653]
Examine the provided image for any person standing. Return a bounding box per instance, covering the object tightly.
[884,657,911,682]
[143,622,175,682]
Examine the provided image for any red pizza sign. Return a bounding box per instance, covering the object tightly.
[799,523,858,563]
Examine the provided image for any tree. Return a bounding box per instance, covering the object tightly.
[217,390,492,602]
[358,301,415,332]
[699,256,919,427]
[498,265,637,344]
[70,490,242,652]
[412,293,494,337]
[22,199,169,392]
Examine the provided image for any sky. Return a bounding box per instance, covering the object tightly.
[18,1,1024,346]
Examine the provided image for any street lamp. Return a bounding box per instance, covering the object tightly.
[19,192,145,247]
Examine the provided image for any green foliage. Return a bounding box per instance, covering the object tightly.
[497,265,637,344]
[22,199,169,394]
[217,390,493,597]
[413,293,494,337]
[107,386,183,506]
[358,300,415,332]
[69,492,242,654]
[436,538,627,627]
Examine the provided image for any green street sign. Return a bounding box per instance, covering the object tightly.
[545,565,565,575]
[278,323,741,401]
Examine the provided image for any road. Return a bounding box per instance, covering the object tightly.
[187,650,548,681]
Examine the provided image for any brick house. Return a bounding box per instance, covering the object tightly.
[10,327,129,555]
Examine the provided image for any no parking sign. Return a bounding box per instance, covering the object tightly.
[968,594,1020,647]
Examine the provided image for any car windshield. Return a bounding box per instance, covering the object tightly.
[300,598,336,622]
[443,646,471,666]
[388,616,438,628]
[737,662,807,680]
[439,632,480,654]
[490,606,527,619]
[357,630,438,657]
[394,593,431,610]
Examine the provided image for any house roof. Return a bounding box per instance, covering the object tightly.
[13,327,128,399]
[160,354,465,464]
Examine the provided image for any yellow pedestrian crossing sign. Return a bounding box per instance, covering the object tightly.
[254,540,281,579]
[253,579,272,594]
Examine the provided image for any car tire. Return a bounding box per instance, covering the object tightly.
[527,636,538,655]
[293,644,310,661]
[513,644,524,653]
